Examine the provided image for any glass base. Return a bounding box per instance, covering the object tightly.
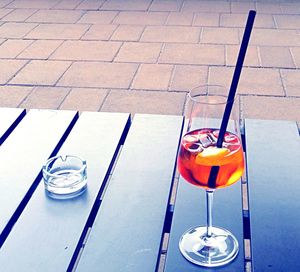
[179,226,239,267]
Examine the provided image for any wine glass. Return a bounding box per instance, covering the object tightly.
[177,85,245,267]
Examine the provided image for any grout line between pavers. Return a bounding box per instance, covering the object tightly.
[278,69,287,97]
[204,65,209,85]
[111,40,124,62]
[43,39,65,60]
[74,9,88,24]
[0,8,15,20]
[16,85,35,108]
[147,0,154,13]
[167,64,176,91]
[78,23,92,40]
[5,59,30,85]
[288,47,298,69]
[128,63,141,90]
[23,8,40,23]
[57,87,73,109]
[14,39,36,59]
[53,60,74,86]
[1,0,14,9]
[98,89,111,112]
[156,42,165,64]
[108,23,120,40]
[178,0,185,13]
[272,14,278,29]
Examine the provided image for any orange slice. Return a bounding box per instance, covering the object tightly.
[195,147,230,166]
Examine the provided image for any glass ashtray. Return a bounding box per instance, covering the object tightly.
[43,155,87,199]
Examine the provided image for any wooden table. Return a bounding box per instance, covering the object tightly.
[0,108,299,272]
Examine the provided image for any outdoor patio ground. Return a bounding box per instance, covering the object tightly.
[0,0,299,128]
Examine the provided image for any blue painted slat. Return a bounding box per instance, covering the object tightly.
[164,118,244,271]
[0,109,78,246]
[0,108,25,145]
[76,114,184,272]
[165,180,244,271]
[0,112,130,272]
[245,119,300,272]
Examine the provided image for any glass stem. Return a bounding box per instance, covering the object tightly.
[206,190,214,238]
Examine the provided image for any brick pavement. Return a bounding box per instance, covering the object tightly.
[0,0,298,126]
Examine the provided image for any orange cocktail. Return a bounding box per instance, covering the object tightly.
[177,128,244,189]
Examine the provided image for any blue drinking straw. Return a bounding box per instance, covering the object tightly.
[208,10,256,188]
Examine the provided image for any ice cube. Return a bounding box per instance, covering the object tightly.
[212,130,219,138]
[199,133,215,148]
[207,132,217,143]
[184,134,198,143]
[186,143,203,153]
[224,134,238,144]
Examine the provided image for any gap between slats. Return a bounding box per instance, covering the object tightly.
[68,116,131,272]
[0,112,79,248]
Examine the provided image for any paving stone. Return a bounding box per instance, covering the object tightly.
[26,9,84,23]
[274,15,300,29]
[53,0,83,10]
[280,69,300,97]
[159,43,224,65]
[77,11,118,24]
[7,0,60,9]
[141,25,200,43]
[169,65,208,92]
[60,88,108,111]
[290,47,300,68]
[166,12,193,26]
[226,45,260,67]
[255,3,283,14]
[149,0,183,12]
[115,42,162,63]
[0,59,27,84]
[248,29,300,47]
[182,0,230,13]
[25,23,89,40]
[208,66,284,96]
[280,3,300,15]
[0,86,33,107]
[0,39,33,58]
[81,24,117,40]
[101,89,186,115]
[0,0,14,8]
[193,13,219,27]
[0,22,37,38]
[58,62,138,88]
[220,13,275,28]
[113,11,168,25]
[50,40,121,61]
[201,27,239,45]
[110,25,144,41]
[230,2,256,13]
[259,46,295,68]
[131,64,173,90]
[10,60,71,85]
[101,0,152,11]
[1,8,37,22]
[19,86,70,109]
[242,96,300,123]
[17,40,63,60]
[75,0,105,10]
[0,8,13,19]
